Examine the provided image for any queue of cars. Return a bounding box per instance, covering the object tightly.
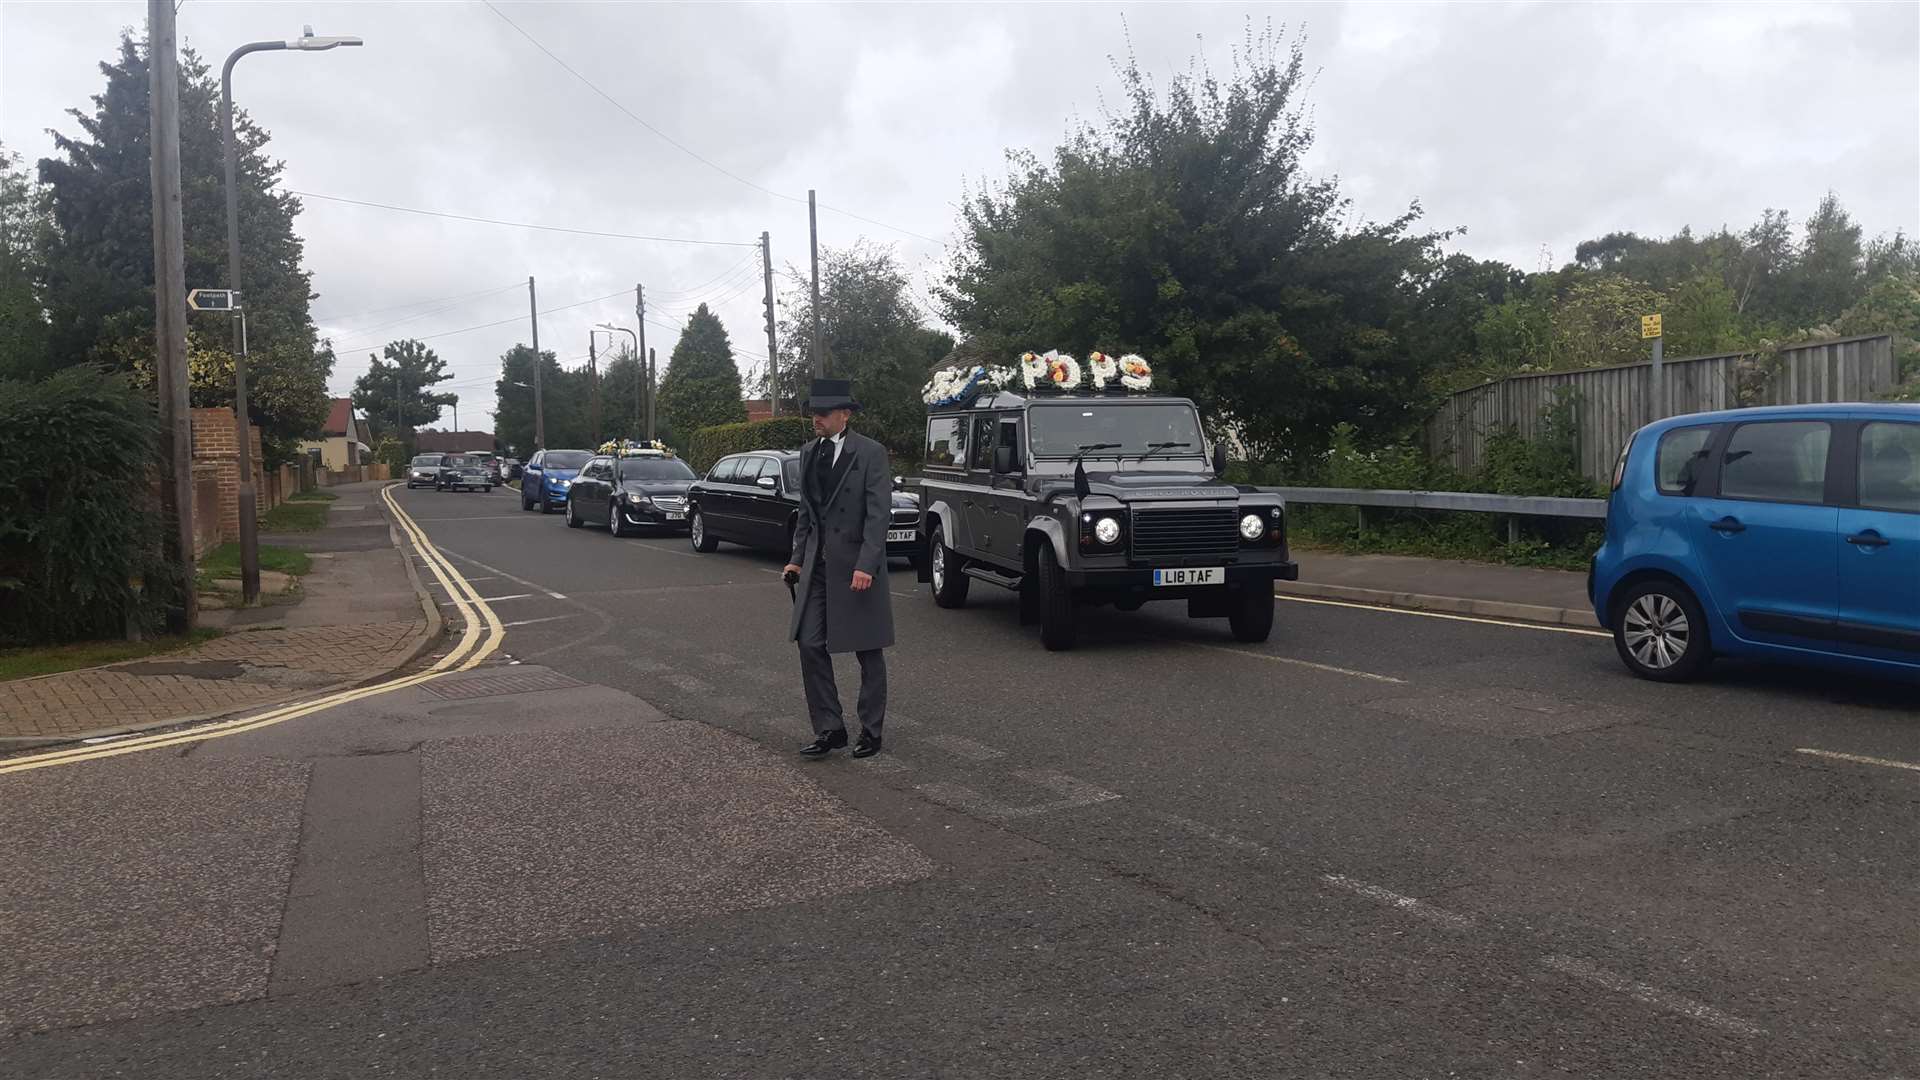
[502,443,922,567]
[406,453,495,492]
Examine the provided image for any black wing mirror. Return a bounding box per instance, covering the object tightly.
[993,446,1020,475]
[1211,443,1229,476]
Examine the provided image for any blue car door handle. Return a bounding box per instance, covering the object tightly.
[1709,516,1746,534]
[1846,530,1891,548]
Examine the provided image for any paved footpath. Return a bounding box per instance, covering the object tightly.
[0,483,433,745]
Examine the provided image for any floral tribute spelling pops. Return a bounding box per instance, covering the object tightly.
[921,350,1152,405]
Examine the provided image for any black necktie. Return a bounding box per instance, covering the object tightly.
[814,440,834,500]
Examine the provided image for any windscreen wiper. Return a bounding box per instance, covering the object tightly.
[1136,441,1191,464]
[1071,442,1121,498]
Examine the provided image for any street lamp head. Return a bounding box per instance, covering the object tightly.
[290,28,363,51]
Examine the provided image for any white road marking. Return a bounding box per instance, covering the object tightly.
[500,615,578,628]
[1540,954,1765,1037]
[474,593,535,603]
[1794,747,1920,774]
[406,515,531,522]
[1180,642,1406,684]
[1319,874,1476,929]
[917,770,1120,819]
[923,733,1005,761]
[436,549,569,600]
[1155,812,1274,856]
[1275,594,1611,639]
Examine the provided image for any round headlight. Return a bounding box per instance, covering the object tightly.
[1239,513,1266,541]
[1093,516,1121,545]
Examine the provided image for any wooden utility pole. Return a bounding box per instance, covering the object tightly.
[529,276,544,449]
[761,231,779,416]
[647,349,657,441]
[635,285,653,441]
[808,190,823,378]
[588,333,601,445]
[148,0,195,631]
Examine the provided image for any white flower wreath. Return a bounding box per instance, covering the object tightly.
[1086,351,1119,388]
[1117,353,1153,390]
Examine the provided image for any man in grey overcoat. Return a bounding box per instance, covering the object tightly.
[783,378,895,758]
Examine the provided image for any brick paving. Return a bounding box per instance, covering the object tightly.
[0,622,424,741]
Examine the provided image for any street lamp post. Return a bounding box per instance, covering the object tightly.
[221,27,361,603]
[597,323,641,441]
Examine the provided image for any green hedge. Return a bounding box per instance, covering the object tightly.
[0,367,167,645]
[689,416,813,472]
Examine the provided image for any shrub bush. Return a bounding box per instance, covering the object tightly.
[0,367,166,645]
[689,416,813,472]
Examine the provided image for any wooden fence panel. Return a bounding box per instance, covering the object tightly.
[1426,335,1897,483]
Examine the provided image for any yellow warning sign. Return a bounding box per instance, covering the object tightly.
[1641,314,1663,339]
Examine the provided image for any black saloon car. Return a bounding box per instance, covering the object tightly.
[565,452,697,536]
[685,450,919,564]
[436,453,492,492]
[406,454,444,489]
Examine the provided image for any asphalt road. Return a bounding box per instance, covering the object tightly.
[7,482,1919,1079]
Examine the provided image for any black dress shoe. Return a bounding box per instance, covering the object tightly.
[799,729,847,757]
[851,730,882,758]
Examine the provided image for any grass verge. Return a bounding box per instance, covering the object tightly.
[1289,506,1600,572]
[288,490,337,502]
[261,499,330,531]
[197,543,313,588]
[1,628,223,682]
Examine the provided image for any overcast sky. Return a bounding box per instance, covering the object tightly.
[3,2,1915,431]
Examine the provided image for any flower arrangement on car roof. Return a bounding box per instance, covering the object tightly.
[599,438,675,457]
[921,350,1152,405]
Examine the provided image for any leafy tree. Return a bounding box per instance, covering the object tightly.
[34,34,330,462]
[657,303,746,446]
[351,339,456,440]
[940,23,1445,468]
[1784,192,1867,327]
[771,242,952,456]
[0,145,53,380]
[1546,275,1665,369]
[492,343,593,453]
[1661,272,1744,357]
[599,343,647,443]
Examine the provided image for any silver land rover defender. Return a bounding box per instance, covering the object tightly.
[913,384,1298,650]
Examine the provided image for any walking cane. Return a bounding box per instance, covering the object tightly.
[783,567,798,603]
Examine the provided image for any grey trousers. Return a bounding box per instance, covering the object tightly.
[797,562,887,736]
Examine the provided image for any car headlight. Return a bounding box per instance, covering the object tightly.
[1239,513,1266,541]
[1093,516,1122,545]
[626,492,649,505]
[554,478,570,488]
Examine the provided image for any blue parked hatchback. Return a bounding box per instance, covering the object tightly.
[1591,403,1920,682]
[519,449,592,514]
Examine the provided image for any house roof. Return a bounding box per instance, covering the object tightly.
[416,430,497,453]
[320,398,354,437]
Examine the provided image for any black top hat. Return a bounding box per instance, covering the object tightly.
[804,378,860,411]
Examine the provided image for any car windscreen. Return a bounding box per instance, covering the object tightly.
[541,451,591,470]
[411,456,440,466]
[444,455,480,468]
[619,458,695,482]
[1027,403,1206,458]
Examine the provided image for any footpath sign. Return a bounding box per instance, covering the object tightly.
[187,289,239,312]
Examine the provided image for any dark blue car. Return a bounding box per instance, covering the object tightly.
[1591,403,1920,682]
[519,449,592,514]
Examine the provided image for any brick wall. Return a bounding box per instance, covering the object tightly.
[189,408,265,543]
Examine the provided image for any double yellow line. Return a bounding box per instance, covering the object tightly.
[0,485,504,775]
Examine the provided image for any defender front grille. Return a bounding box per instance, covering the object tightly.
[1129,507,1239,562]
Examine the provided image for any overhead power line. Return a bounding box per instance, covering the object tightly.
[327,287,632,356]
[480,1,942,246]
[292,190,756,248]
[315,280,524,327]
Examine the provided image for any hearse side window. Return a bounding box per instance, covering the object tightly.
[969,414,997,470]
[926,415,967,468]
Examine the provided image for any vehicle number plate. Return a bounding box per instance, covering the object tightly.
[887,528,916,543]
[1153,567,1223,587]
[665,511,686,520]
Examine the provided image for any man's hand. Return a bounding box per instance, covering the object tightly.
[783,564,802,577]
[851,570,873,592]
